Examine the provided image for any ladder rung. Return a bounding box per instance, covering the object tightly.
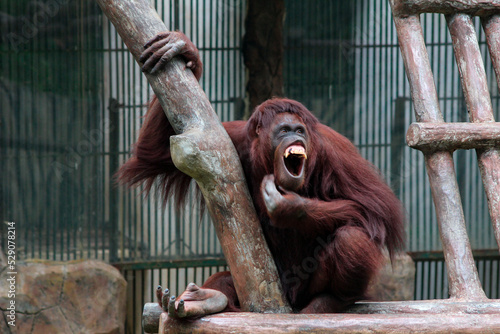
[406,122,500,151]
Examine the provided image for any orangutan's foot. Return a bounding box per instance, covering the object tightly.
[156,283,228,318]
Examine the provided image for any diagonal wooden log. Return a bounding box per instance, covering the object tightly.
[95,0,291,314]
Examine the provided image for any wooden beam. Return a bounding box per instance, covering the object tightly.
[155,311,500,334]
[144,299,500,333]
[406,122,500,151]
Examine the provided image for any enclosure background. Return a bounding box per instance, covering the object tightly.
[1,0,498,333]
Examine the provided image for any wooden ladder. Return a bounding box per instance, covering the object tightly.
[391,0,500,301]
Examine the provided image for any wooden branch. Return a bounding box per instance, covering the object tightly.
[144,299,500,333]
[406,122,500,151]
[154,311,500,334]
[95,0,290,314]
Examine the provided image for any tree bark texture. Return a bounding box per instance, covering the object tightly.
[144,298,500,333]
[406,122,500,151]
[157,311,500,334]
[242,0,285,113]
[95,0,290,314]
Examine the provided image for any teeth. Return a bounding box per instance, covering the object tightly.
[284,145,307,159]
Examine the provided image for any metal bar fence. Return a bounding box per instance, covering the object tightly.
[0,0,108,261]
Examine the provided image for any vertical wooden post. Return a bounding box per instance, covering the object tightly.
[242,0,285,112]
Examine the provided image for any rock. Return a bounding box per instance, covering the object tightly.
[369,252,415,301]
[0,260,126,334]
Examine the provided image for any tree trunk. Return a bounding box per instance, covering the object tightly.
[243,0,285,113]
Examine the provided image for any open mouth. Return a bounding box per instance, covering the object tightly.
[283,144,307,177]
